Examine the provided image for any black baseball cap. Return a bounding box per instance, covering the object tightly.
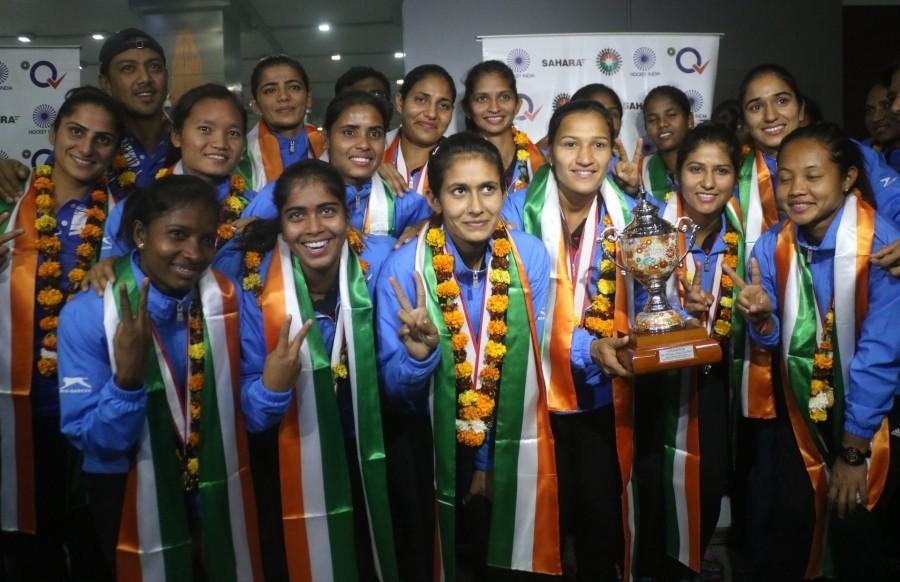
[99,28,166,75]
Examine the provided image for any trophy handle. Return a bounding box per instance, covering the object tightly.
[599,225,629,272]
[673,216,699,265]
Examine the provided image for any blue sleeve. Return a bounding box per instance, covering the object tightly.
[746,231,781,348]
[238,255,294,433]
[213,237,244,281]
[393,190,433,234]
[473,431,495,471]
[360,234,397,296]
[510,230,550,340]
[501,188,527,231]
[374,244,441,412]
[570,326,603,385]
[100,202,128,259]
[241,182,278,221]
[855,140,900,223]
[57,292,147,473]
[844,219,900,439]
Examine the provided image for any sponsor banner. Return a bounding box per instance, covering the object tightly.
[0,47,81,167]
[481,33,720,152]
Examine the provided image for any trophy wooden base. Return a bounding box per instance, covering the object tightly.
[626,326,723,375]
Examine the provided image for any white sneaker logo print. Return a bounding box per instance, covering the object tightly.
[60,377,92,394]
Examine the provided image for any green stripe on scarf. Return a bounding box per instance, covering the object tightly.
[381,179,397,238]
[660,371,683,559]
[290,255,358,581]
[523,165,552,237]
[646,155,671,202]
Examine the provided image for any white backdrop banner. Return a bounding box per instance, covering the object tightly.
[480,33,720,153]
[0,46,81,168]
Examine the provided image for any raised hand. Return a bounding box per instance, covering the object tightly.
[0,159,29,204]
[390,273,439,360]
[612,138,644,195]
[871,239,900,277]
[83,257,118,295]
[377,161,409,198]
[230,215,259,236]
[678,262,715,317]
[0,213,24,272]
[262,315,314,392]
[590,335,634,379]
[722,258,774,333]
[113,279,151,389]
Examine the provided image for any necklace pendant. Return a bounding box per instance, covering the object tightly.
[355,193,360,210]
[806,246,813,264]
[177,304,184,322]
[473,270,479,285]
[289,139,295,153]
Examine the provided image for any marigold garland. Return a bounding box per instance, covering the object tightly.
[511,128,535,191]
[710,221,740,342]
[177,292,205,493]
[427,220,512,447]
[585,213,617,338]
[32,164,107,376]
[156,168,248,248]
[112,154,137,199]
[809,309,836,422]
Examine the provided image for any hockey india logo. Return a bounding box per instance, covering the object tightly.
[632,47,656,71]
[33,104,57,128]
[685,89,704,113]
[596,49,622,76]
[507,49,531,73]
[0,61,9,85]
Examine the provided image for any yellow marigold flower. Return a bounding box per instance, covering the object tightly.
[451,332,469,351]
[599,259,615,274]
[443,310,465,332]
[598,279,617,295]
[39,316,58,331]
[457,428,485,447]
[485,340,507,360]
[226,196,245,213]
[37,358,57,376]
[37,288,64,307]
[813,353,833,370]
[595,319,615,337]
[436,280,461,299]
[723,255,738,269]
[91,189,107,203]
[86,207,106,222]
[155,168,170,180]
[113,155,128,171]
[426,227,445,248]
[191,402,201,420]
[487,319,507,338]
[714,319,732,337]
[458,389,479,408]
[433,254,454,274]
[722,232,740,246]
[217,223,235,241]
[584,316,604,333]
[664,191,675,203]
[35,194,53,211]
[516,148,530,162]
[231,174,246,192]
[36,164,53,178]
[602,240,617,256]
[810,408,827,423]
[479,365,500,382]
[456,361,473,380]
[36,215,57,233]
[332,362,349,380]
[38,261,62,279]
[80,224,103,241]
[187,457,199,475]
[489,269,510,285]
[243,252,261,269]
[42,333,57,350]
[513,131,529,146]
[591,295,611,314]
[242,274,262,292]
[810,379,826,395]
[67,268,86,285]
[825,312,834,327]
[493,239,511,257]
[118,171,137,187]
[486,295,509,314]
[188,374,205,391]
[188,342,206,361]
[720,296,733,309]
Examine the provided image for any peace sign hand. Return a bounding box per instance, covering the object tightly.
[678,262,715,316]
[113,279,152,390]
[390,273,439,360]
[262,315,314,392]
[612,138,644,196]
[0,213,24,272]
[722,258,775,333]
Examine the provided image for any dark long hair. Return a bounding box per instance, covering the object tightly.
[426,132,504,196]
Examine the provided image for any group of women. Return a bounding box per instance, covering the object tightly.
[1,27,899,582]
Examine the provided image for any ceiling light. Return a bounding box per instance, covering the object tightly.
[331,54,341,61]
[17,34,33,44]
[91,33,105,41]
[394,52,405,59]
[318,23,331,32]
[396,79,404,85]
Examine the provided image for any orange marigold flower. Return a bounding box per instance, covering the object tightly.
[86,207,106,222]
[80,224,103,241]
[433,254,454,274]
[436,280,460,299]
[443,310,465,332]
[38,261,62,279]
[113,155,128,171]
[358,258,369,273]
[217,223,235,240]
[455,361,473,380]
[492,238,511,257]
[188,433,200,447]
[813,353,833,370]
[479,365,500,382]
[722,232,740,246]
[723,255,738,269]
[231,174,247,192]
[487,319,507,338]
[155,168,170,180]
[584,316,604,333]
[590,295,611,314]
[118,171,137,188]
[40,316,58,331]
[91,189,107,203]
[37,288,64,307]
[36,215,57,233]
[76,242,95,258]
[37,358,58,376]
[243,252,261,269]
[513,130,529,146]
[346,227,364,252]
[189,318,203,331]
[191,402,201,420]
[188,374,205,391]
[457,428,485,447]
[67,268,86,285]
[36,236,61,254]
[721,275,733,289]
[33,177,53,192]
[486,295,509,314]
[42,334,57,350]
[451,332,469,351]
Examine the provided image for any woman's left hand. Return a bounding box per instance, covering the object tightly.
[871,239,900,277]
[612,138,643,195]
[828,457,868,519]
[378,162,409,197]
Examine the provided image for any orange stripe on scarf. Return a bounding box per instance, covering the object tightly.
[261,250,313,582]
[116,469,143,582]
[546,236,579,411]
[257,122,284,185]
[755,149,779,229]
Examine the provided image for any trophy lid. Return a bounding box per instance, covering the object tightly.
[622,188,674,238]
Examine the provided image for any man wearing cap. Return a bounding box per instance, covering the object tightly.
[0,28,171,204]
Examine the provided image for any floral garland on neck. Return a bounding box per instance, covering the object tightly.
[111,154,138,198]
[427,220,511,447]
[512,128,534,191]
[330,227,367,381]
[33,164,107,376]
[809,308,835,422]
[709,228,740,341]
[178,292,205,493]
[155,168,247,247]
[584,213,617,339]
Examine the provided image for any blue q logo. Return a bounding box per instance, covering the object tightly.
[675,48,710,75]
[632,47,656,71]
[33,104,57,128]
[0,61,8,85]
[30,61,67,89]
[507,49,531,73]
[685,90,704,113]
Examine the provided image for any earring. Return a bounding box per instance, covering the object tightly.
[137,242,145,249]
